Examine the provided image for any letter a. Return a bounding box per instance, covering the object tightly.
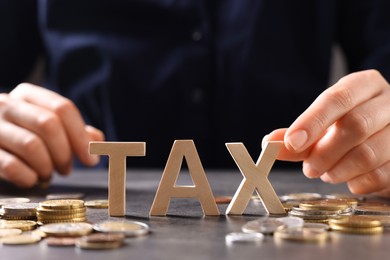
[225,141,286,215]
[150,140,220,216]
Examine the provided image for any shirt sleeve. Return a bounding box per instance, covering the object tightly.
[0,0,43,92]
[337,0,390,81]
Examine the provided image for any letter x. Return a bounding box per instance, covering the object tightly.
[225,141,286,215]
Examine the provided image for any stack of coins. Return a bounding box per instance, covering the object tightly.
[288,199,353,223]
[37,200,86,224]
[329,215,383,235]
[0,203,38,220]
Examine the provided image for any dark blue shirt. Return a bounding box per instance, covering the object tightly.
[1,0,390,168]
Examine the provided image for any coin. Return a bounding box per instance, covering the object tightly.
[299,199,350,211]
[277,216,304,228]
[76,233,125,250]
[0,198,30,206]
[39,200,85,210]
[40,222,93,237]
[46,193,85,200]
[242,217,285,234]
[84,200,109,209]
[0,233,41,245]
[274,226,328,243]
[37,206,86,215]
[279,193,322,202]
[354,205,390,215]
[329,224,383,235]
[214,196,232,204]
[93,220,150,237]
[225,232,264,244]
[329,215,382,228]
[45,237,77,247]
[0,220,37,231]
[0,228,22,237]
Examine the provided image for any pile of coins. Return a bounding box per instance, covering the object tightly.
[37,200,87,224]
[0,196,151,249]
[226,192,390,244]
[329,215,383,235]
[0,203,38,220]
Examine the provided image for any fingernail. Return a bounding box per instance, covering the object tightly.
[302,162,321,178]
[320,173,331,183]
[261,134,270,149]
[89,154,100,166]
[286,130,308,151]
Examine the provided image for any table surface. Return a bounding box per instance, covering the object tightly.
[0,168,388,260]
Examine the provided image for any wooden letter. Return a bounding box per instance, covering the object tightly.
[89,142,146,217]
[225,141,286,215]
[150,140,220,216]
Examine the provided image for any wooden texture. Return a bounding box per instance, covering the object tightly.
[225,141,286,215]
[150,140,220,216]
[89,142,146,217]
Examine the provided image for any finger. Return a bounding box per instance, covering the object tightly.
[320,124,390,184]
[0,121,53,181]
[346,161,390,195]
[85,125,105,164]
[1,96,72,175]
[302,92,390,178]
[10,83,98,166]
[262,128,310,161]
[372,187,390,198]
[285,70,388,153]
[0,149,38,188]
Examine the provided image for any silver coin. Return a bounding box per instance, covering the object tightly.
[225,232,264,244]
[93,220,150,237]
[277,216,304,228]
[0,198,30,207]
[242,217,285,234]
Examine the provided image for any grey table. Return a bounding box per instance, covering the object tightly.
[0,168,388,260]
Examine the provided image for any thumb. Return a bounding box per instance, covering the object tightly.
[262,128,310,161]
[83,125,105,166]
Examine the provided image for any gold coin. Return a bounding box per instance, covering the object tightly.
[37,206,86,215]
[0,220,37,231]
[1,233,41,245]
[280,193,322,202]
[0,228,22,237]
[329,216,382,228]
[75,233,125,250]
[39,200,85,210]
[299,199,350,211]
[84,200,109,209]
[38,217,87,224]
[40,222,93,237]
[274,226,328,243]
[330,224,383,235]
[37,212,86,220]
[93,220,150,237]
